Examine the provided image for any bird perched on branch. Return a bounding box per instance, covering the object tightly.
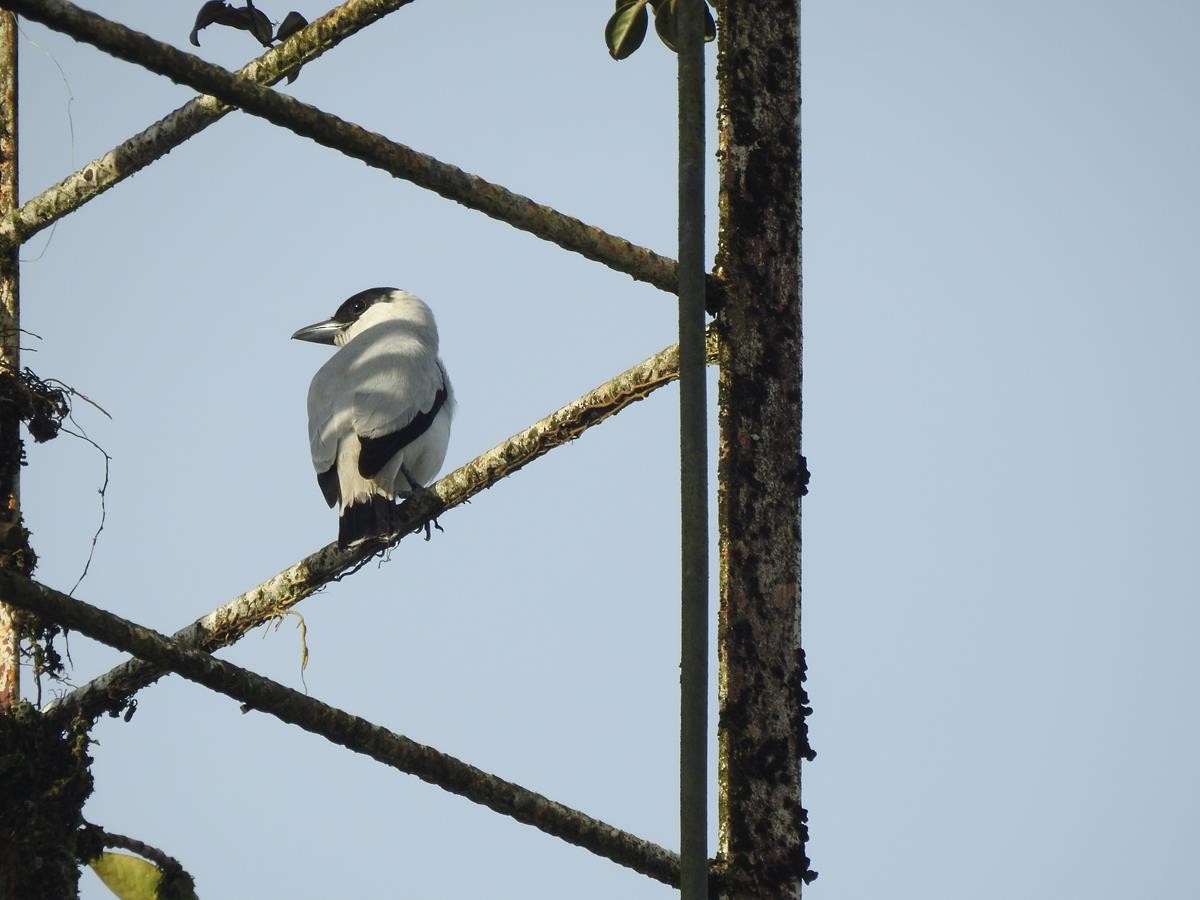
[292,288,454,548]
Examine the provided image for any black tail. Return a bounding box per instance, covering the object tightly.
[338,495,394,549]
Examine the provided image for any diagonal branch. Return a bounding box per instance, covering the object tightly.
[0,572,682,887]
[2,0,705,302]
[45,333,717,724]
[1,0,418,247]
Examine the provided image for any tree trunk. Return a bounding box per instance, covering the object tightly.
[715,1,815,895]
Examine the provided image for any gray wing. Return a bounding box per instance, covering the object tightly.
[358,382,449,477]
[307,321,448,488]
[350,325,444,436]
[306,351,354,507]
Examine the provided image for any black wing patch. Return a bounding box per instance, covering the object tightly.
[358,386,448,479]
[317,464,340,508]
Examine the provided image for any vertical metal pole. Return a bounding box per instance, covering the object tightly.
[715,0,814,897]
[678,0,708,898]
[0,9,20,713]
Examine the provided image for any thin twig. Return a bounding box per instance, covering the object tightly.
[44,378,112,419]
[4,574,683,887]
[59,424,109,597]
[263,610,309,693]
[15,21,75,263]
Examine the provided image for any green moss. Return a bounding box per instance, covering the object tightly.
[0,703,95,899]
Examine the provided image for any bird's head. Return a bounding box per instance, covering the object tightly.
[291,288,437,348]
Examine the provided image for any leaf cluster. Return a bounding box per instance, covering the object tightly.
[0,367,70,445]
[605,0,716,61]
[189,2,310,81]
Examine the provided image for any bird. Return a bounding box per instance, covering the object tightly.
[292,288,454,548]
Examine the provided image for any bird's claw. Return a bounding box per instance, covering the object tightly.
[418,517,444,541]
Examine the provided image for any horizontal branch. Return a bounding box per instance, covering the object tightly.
[2,0,706,302]
[46,333,717,724]
[1,0,417,247]
[2,573,681,886]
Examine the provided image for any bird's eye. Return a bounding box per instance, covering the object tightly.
[353,301,365,313]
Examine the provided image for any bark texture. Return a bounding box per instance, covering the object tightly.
[676,2,710,898]
[47,333,718,725]
[1,0,715,303]
[0,0,418,247]
[715,1,815,895]
[1,573,681,888]
[0,702,94,900]
[0,7,18,713]
[0,18,94,900]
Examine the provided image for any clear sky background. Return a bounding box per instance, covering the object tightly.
[15,1,1200,898]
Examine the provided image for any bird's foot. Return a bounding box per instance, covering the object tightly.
[396,475,445,541]
[417,517,445,541]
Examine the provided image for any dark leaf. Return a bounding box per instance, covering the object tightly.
[244,2,274,47]
[653,0,675,51]
[605,0,650,60]
[653,0,716,53]
[189,0,238,47]
[275,11,309,42]
[275,12,310,83]
[188,1,273,48]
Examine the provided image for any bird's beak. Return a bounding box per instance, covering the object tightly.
[291,318,342,345]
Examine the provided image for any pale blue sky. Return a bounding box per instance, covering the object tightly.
[16,2,1200,898]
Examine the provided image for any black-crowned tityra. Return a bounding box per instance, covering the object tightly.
[292,288,454,548]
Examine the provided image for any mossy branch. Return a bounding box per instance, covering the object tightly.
[1,0,415,247]
[45,332,717,725]
[0,0,725,305]
[2,572,683,887]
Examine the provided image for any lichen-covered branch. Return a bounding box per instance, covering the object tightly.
[45,333,718,725]
[0,9,19,715]
[0,0,417,248]
[1,0,704,302]
[2,573,682,887]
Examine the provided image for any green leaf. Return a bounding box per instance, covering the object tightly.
[605,0,650,60]
[653,0,676,51]
[90,852,162,900]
